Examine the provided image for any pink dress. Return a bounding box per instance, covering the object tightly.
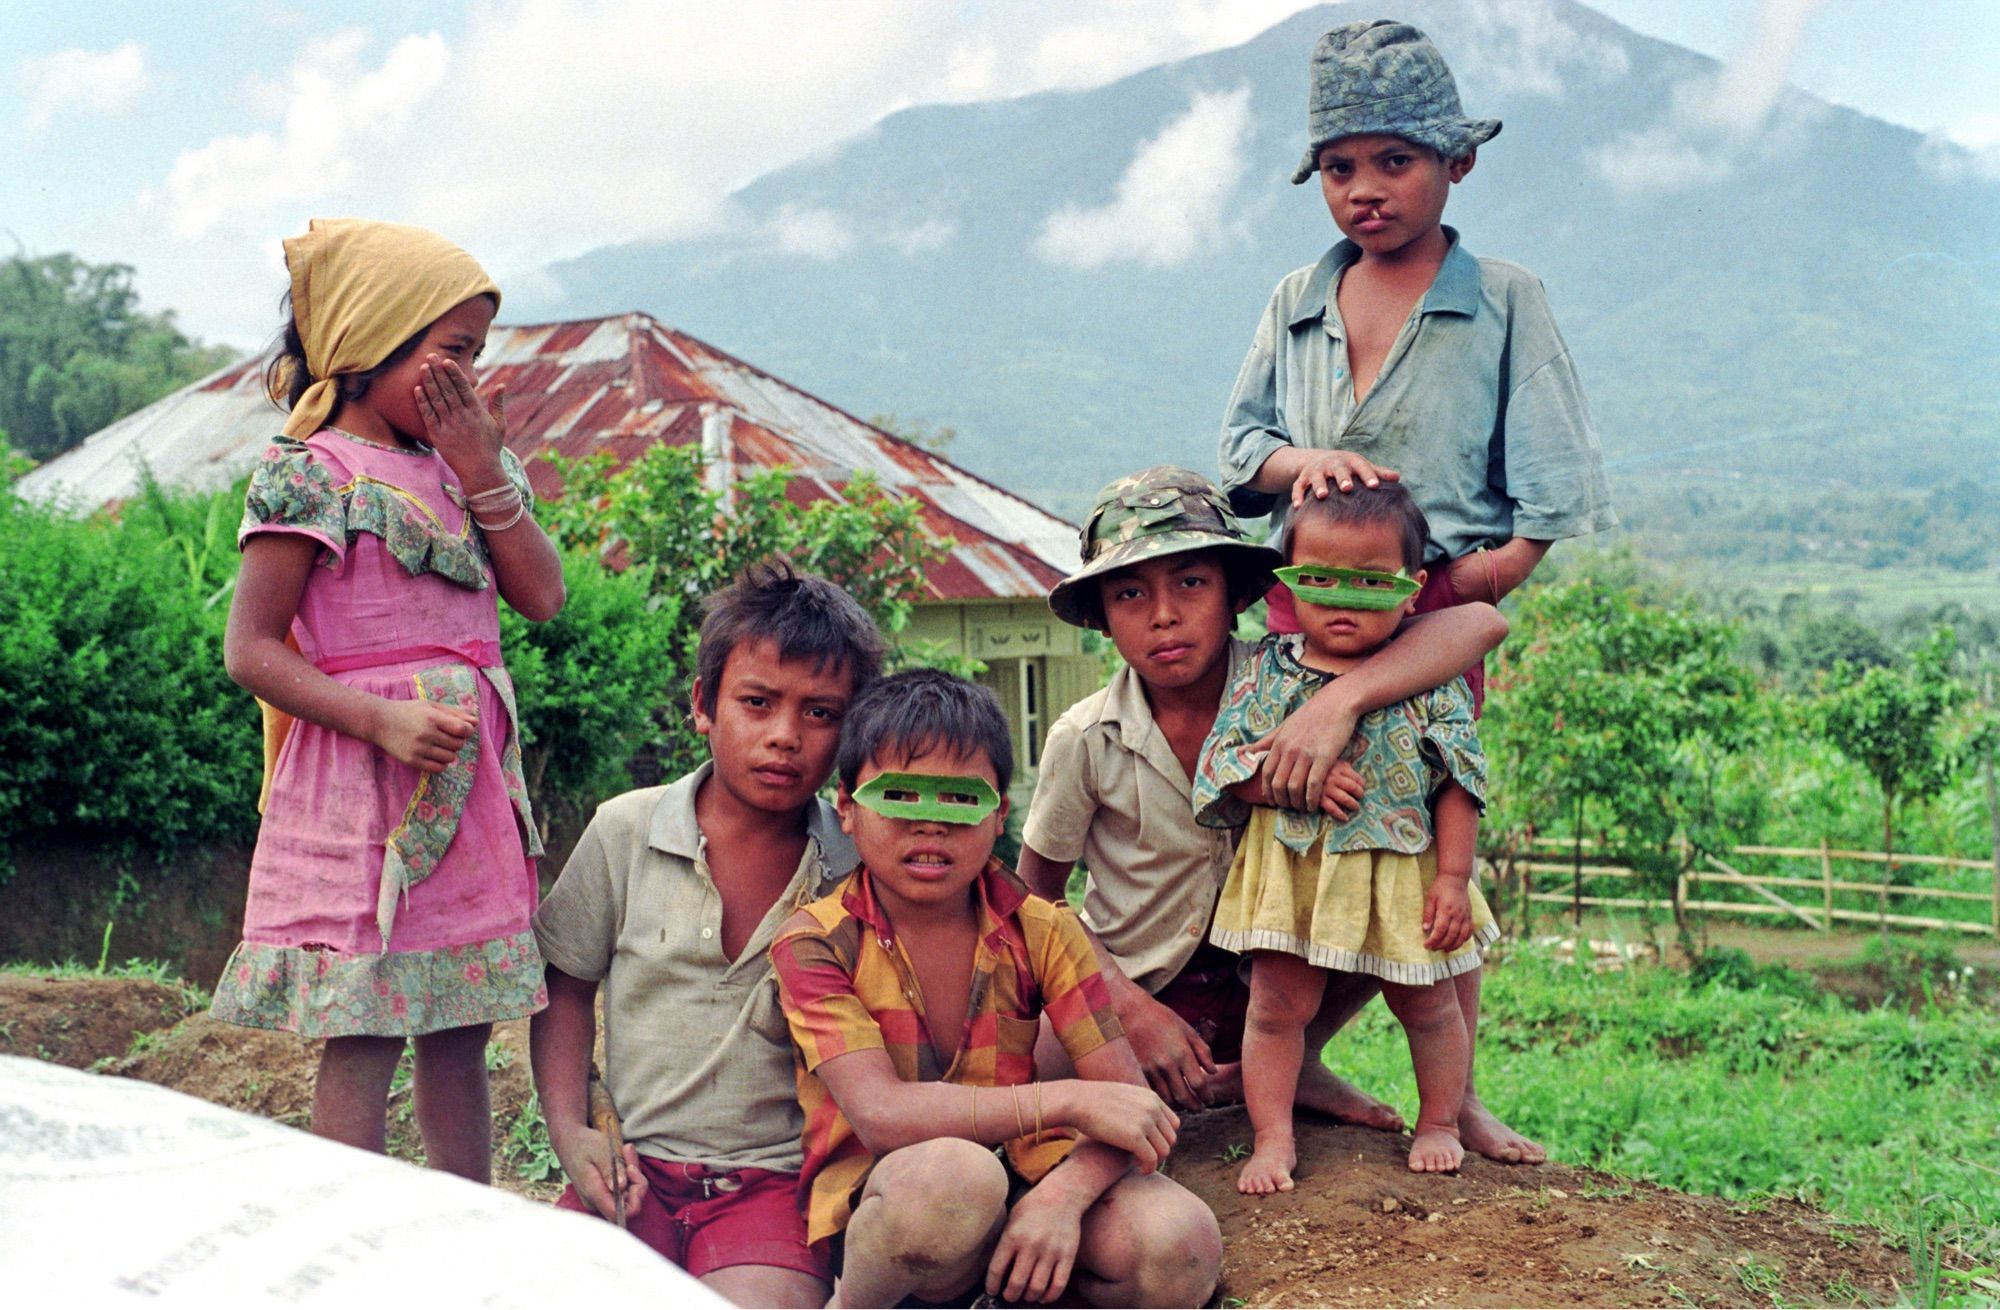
[210,428,548,1037]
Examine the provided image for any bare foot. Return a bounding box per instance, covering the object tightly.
[1459,1094,1546,1164]
[1205,1061,1245,1104]
[1237,1138,1297,1194]
[1407,1122,1463,1173]
[1298,1063,1405,1132]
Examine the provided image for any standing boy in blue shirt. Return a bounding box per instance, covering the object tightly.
[1219,19,1617,1163]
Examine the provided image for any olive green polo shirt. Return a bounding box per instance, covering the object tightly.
[532,763,857,1170]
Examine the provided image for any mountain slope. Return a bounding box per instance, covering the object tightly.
[518,0,2000,562]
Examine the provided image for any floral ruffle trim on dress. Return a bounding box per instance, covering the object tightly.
[239,438,535,591]
[240,436,345,553]
[209,930,548,1038]
[375,662,543,948]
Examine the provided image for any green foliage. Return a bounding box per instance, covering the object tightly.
[1820,628,1971,865]
[0,253,235,461]
[1326,944,2000,1250]
[539,444,949,780]
[0,433,31,489]
[502,1092,566,1183]
[1487,579,1759,945]
[498,546,679,828]
[0,482,259,851]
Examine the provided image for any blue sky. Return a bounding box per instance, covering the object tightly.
[7,0,1996,349]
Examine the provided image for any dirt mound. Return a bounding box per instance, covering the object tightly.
[1170,1109,1909,1308]
[0,974,197,1069]
[6,977,1919,1305]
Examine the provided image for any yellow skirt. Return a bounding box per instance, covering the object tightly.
[1210,809,1499,986]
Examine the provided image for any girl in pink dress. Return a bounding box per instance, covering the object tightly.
[212,219,566,1180]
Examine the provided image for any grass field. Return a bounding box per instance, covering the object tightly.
[1320,940,2000,1295]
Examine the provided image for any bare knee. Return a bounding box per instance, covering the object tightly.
[861,1139,1007,1267]
[1082,1177,1221,1307]
[413,1022,492,1063]
[1381,981,1461,1033]
[1247,960,1325,1033]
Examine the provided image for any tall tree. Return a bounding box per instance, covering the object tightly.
[1486,580,1757,953]
[1818,628,1971,923]
[0,253,235,461]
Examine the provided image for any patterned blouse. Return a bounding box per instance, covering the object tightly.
[1193,634,1487,855]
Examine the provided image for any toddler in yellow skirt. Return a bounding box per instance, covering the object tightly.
[1193,484,1496,1189]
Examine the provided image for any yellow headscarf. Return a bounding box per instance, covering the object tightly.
[277,217,501,439]
[260,218,500,810]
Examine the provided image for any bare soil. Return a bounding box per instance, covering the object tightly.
[1170,1110,1908,1308]
[1,974,1919,1307]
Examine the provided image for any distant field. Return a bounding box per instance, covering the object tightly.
[1724,566,2000,619]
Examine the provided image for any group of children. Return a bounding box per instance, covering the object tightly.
[211,18,1612,1308]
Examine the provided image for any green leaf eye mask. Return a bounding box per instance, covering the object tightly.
[850,772,1002,824]
[1272,564,1421,611]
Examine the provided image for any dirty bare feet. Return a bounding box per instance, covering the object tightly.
[1298,1062,1405,1132]
[1407,1121,1464,1173]
[1237,1135,1298,1194]
[1459,1093,1546,1164]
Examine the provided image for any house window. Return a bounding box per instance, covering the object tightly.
[1019,658,1045,771]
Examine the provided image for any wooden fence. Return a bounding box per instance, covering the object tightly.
[1485,836,2000,938]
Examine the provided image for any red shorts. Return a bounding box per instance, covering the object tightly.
[557,1156,830,1284]
[1265,564,1485,714]
[1153,941,1251,1063]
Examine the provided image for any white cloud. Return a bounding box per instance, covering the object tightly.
[1035,86,1253,271]
[158,31,447,239]
[1589,0,1829,196]
[1920,113,2000,183]
[115,1,1319,344]
[18,42,148,131]
[1453,0,1629,98]
[766,206,857,260]
[882,219,956,254]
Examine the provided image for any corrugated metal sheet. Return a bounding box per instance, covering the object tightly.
[18,312,1077,601]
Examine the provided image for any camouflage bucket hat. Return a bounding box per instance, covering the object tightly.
[1290,19,1501,185]
[1048,467,1283,631]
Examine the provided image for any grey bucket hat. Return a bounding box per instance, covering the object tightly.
[1290,19,1501,185]
[1048,467,1282,631]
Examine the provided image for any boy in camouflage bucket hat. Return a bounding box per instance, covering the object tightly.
[1021,467,1506,1126]
[1046,466,1280,630]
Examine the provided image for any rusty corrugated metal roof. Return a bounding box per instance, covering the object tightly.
[18,313,1080,602]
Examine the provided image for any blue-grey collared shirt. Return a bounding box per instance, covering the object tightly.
[1218,229,1617,564]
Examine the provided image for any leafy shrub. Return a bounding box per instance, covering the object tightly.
[0,486,258,852]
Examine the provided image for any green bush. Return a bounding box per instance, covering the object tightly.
[499,547,680,831]
[0,487,258,853]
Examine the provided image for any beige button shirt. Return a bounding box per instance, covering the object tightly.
[1021,640,1247,995]
[532,763,857,1170]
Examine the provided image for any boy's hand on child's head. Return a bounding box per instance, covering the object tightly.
[1290,449,1399,507]
[550,1122,648,1223]
[1422,876,1474,952]
[988,1189,1085,1304]
[372,698,476,772]
[1121,993,1219,1110]
[415,355,508,484]
[1066,1081,1179,1174]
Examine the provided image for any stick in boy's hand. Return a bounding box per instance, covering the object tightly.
[586,1065,628,1228]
